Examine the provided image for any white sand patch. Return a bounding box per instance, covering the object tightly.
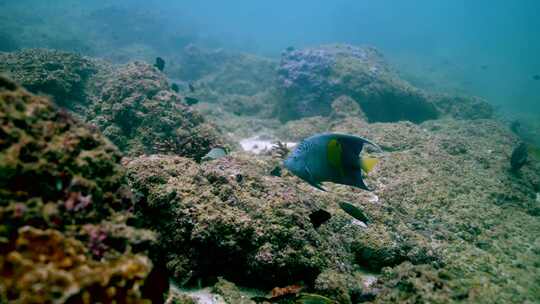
[239,136,296,154]
[368,193,379,203]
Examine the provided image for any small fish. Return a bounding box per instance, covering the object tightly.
[510,142,528,171]
[154,57,165,71]
[171,83,179,92]
[480,65,488,70]
[284,133,381,191]
[533,75,540,81]
[201,147,227,161]
[339,201,370,223]
[188,83,195,93]
[185,96,199,106]
[309,209,331,228]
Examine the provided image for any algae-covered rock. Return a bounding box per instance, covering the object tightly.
[0,49,97,111]
[373,262,452,303]
[330,118,540,303]
[431,94,494,120]
[0,76,128,236]
[169,45,279,119]
[213,277,254,304]
[0,49,225,160]
[86,61,224,159]
[0,76,164,303]
[277,44,439,123]
[0,226,155,303]
[125,153,435,297]
[314,270,363,304]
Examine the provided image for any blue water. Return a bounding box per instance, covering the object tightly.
[1,0,539,116]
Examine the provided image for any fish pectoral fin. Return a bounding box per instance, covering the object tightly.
[360,157,379,174]
[305,166,326,191]
[311,182,326,192]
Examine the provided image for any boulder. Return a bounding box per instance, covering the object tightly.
[277,44,439,123]
[0,76,164,303]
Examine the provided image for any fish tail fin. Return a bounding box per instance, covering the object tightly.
[361,157,379,174]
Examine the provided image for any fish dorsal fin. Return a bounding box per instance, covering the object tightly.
[361,157,378,174]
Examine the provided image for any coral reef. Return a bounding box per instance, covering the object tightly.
[126,111,540,302]
[0,49,225,160]
[0,49,96,111]
[0,226,154,303]
[0,75,127,235]
[430,94,494,120]
[277,44,494,124]
[0,77,164,303]
[0,40,537,303]
[169,44,279,118]
[125,152,437,301]
[85,61,224,159]
[277,44,440,123]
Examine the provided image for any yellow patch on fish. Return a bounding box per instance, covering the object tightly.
[327,139,345,176]
[361,156,378,174]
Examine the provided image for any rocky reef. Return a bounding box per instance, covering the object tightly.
[1,42,538,303]
[126,113,539,303]
[0,49,96,111]
[277,45,439,123]
[86,61,223,159]
[277,44,493,123]
[0,49,224,160]
[0,76,164,303]
[168,44,279,119]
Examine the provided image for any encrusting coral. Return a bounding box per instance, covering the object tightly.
[0,49,225,160]
[0,226,153,304]
[86,61,224,159]
[0,76,164,303]
[0,49,96,111]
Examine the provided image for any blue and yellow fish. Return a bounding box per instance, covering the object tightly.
[284,133,381,191]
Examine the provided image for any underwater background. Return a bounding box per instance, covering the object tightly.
[0,0,539,303]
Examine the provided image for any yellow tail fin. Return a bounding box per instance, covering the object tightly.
[361,157,379,174]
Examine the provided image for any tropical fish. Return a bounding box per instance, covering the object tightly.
[532,74,540,81]
[309,209,332,228]
[185,96,199,106]
[510,142,528,171]
[154,57,165,71]
[284,133,381,191]
[171,83,180,92]
[339,202,370,223]
[189,83,195,93]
